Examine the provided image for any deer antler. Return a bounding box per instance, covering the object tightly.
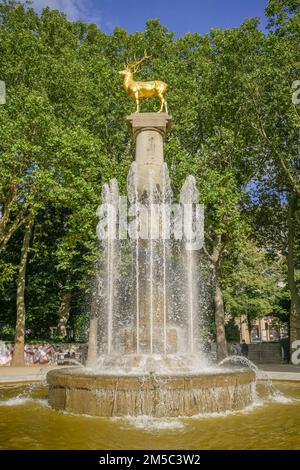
[129,50,151,73]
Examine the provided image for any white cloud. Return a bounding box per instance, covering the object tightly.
[32,0,102,24]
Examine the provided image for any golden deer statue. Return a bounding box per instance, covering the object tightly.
[119,52,168,113]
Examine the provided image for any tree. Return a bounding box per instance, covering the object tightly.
[0,2,110,360]
[241,1,300,345]
[224,241,285,338]
[11,217,33,365]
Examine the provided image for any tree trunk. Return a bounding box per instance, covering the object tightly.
[208,240,228,362]
[287,196,300,348]
[0,187,23,253]
[0,214,23,253]
[0,187,17,240]
[86,290,98,367]
[246,313,252,343]
[87,273,101,367]
[11,218,33,366]
[56,290,72,338]
[214,270,228,361]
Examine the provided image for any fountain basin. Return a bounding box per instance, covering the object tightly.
[47,367,256,417]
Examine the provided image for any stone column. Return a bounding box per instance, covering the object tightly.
[127,112,172,193]
[126,113,173,354]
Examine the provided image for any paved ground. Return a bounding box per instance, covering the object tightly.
[1,363,300,384]
[257,363,300,382]
[0,365,76,384]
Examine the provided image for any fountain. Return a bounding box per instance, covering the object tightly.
[47,112,255,417]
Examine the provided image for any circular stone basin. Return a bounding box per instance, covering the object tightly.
[47,367,256,417]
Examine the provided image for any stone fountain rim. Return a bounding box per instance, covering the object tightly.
[48,366,254,378]
[47,367,256,391]
[47,367,256,416]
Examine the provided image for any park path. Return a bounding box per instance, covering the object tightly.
[257,363,300,382]
[0,363,300,384]
[0,365,76,384]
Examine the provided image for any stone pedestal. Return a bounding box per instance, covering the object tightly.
[127,113,172,193]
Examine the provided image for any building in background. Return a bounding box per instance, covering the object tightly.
[235,315,288,344]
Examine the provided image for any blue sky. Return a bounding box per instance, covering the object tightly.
[32,0,268,35]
